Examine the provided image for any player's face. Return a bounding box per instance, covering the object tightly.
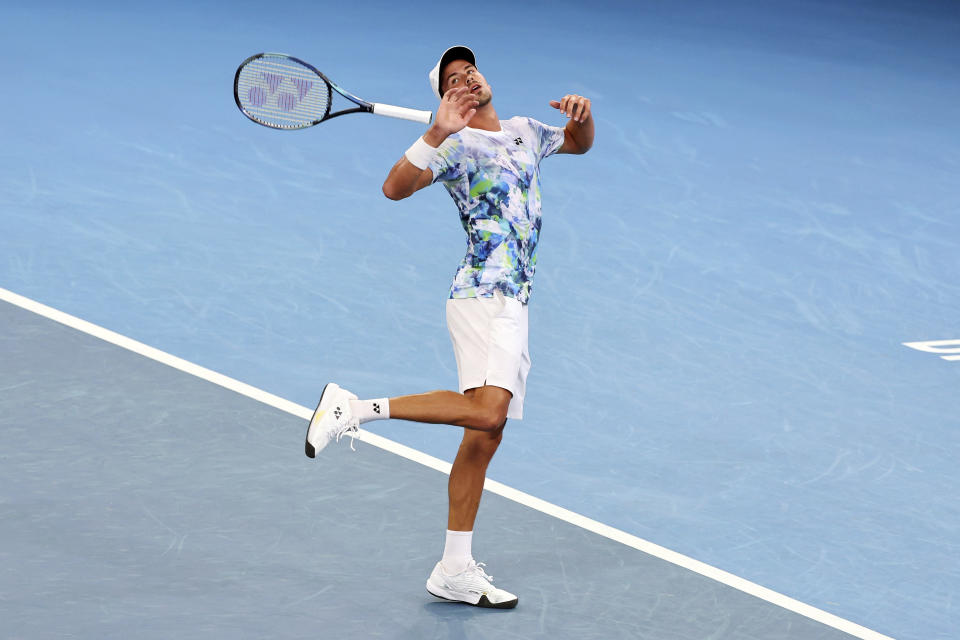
[442,60,491,106]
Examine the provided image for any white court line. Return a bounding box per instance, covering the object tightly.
[0,286,893,640]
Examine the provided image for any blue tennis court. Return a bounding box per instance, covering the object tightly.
[1,1,958,638]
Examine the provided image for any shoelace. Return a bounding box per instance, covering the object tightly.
[335,419,360,451]
[468,561,494,583]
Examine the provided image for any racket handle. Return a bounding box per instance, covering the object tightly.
[372,103,433,124]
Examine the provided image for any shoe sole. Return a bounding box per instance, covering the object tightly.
[304,383,332,459]
[425,584,518,609]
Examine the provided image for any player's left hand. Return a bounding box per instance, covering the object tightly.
[549,94,591,123]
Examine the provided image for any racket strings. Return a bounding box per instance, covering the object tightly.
[236,57,331,129]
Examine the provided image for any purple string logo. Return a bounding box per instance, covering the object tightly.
[248,72,313,112]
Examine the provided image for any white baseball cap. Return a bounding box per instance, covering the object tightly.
[429,45,476,99]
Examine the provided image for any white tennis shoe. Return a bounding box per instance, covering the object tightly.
[426,560,518,609]
[304,383,359,458]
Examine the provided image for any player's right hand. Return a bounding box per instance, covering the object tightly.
[430,87,479,140]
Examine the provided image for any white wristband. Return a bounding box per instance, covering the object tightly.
[404,137,438,170]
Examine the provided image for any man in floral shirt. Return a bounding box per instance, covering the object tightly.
[306,45,593,609]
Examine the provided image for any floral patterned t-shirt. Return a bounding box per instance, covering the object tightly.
[429,116,565,304]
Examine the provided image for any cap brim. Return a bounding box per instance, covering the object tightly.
[432,45,476,98]
[439,46,476,79]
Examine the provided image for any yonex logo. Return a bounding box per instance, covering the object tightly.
[514,137,523,145]
[373,403,381,414]
[334,407,342,419]
[246,72,313,113]
[902,339,960,361]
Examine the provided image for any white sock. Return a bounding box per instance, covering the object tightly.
[349,398,389,424]
[441,530,473,574]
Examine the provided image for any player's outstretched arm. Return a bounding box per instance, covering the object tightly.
[382,87,479,200]
[550,94,594,155]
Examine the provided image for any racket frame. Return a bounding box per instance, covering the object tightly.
[234,53,431,130]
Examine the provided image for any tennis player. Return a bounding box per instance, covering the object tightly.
[306,45,593,608]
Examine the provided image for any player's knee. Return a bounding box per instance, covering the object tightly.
[462,423,504,457]
[472,407,507,432]
[382,182,403,200]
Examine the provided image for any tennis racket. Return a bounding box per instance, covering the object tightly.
[234,53,433,130]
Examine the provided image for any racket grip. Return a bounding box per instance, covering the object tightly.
[372,103,433,124]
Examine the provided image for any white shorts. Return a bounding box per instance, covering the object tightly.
[445,291,530,420]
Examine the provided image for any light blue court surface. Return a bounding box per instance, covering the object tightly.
[1,1,958,638]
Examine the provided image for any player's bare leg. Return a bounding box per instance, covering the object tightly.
[447,387,511,531]
[388,384,511,432]
[305,384,509,457]
[444,387,509,530]
[447,423,504,528]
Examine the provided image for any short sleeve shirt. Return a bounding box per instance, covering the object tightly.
[429,116,565,304]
